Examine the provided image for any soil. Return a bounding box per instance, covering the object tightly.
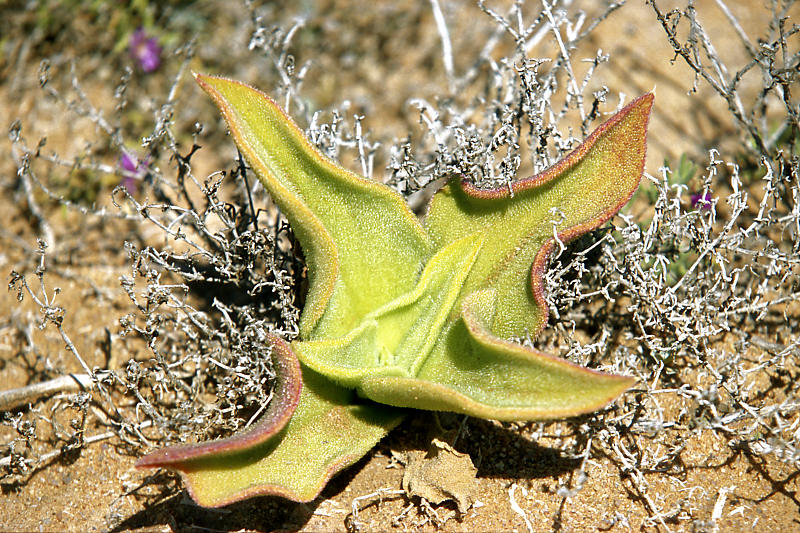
[1,1,798,532]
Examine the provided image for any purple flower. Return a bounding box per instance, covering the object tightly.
[690,191,712,210]
[129,28,162,73]
[118,152,149,194]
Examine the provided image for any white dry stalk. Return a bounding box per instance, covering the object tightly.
[508,483,534,533]
[348,489,406,532]
[429,0,455,91]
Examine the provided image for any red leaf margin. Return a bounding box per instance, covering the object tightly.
[135,334,302,468]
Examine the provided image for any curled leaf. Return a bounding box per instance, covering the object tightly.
[359,290,635,420]
[135,334,301,467]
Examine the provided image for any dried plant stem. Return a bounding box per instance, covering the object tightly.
[349,489,406,532]
[429,0,455,90]
[541,0,585,121]
[0,374,93,411]
[15,154,55,247]
[0,423,151,469]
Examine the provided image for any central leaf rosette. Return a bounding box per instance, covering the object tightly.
[296,233,485,387]
[295,227,631,419]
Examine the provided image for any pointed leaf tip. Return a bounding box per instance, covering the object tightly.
[461,92,653,200]
[360,290,636,420]
[135,334,301,469]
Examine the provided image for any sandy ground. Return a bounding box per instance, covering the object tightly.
[1,1,798,532]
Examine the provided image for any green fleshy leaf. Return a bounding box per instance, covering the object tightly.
[425,93,654,337]
[137,76,653,507]
[339,94,652,417]
[162,370,403,506]
[194,75,431,339]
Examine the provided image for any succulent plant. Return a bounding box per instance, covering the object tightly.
[136,75,653,507]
